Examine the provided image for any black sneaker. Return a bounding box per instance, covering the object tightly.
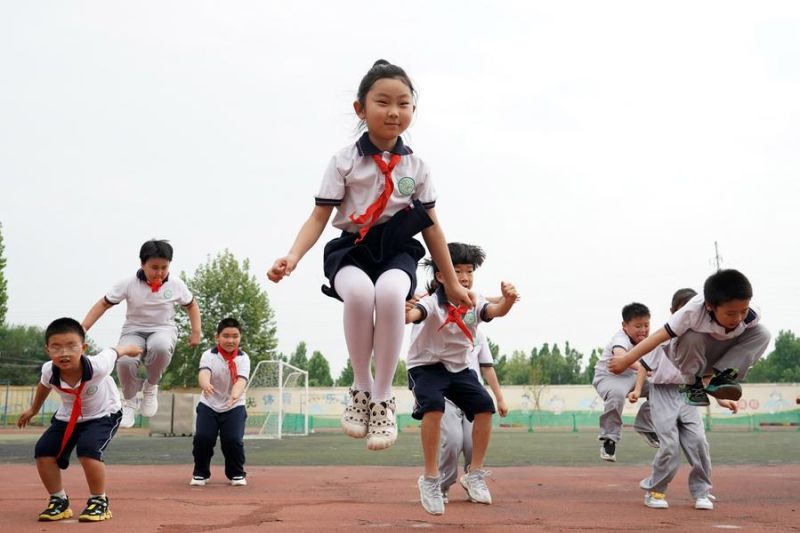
[705,369,742,401]
[639,431,661,449]
[600,438,616,462]
[681,379,710,406]
[38,495,72,521]
[79,496,111,522]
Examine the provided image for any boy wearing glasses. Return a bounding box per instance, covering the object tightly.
[17,318,142,522]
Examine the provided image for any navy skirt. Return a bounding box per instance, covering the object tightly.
[322,199,433,301]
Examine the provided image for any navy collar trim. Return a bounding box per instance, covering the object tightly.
[137,269,169,284]
[211,346,243,356]
[49,356,93,386]
[355,131,413,156]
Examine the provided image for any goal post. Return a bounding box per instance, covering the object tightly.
[244,360,309,439]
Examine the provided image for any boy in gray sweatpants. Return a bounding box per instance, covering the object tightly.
[628,288,738,510]
[609,269,770,407]
[593,302,657,462]
[439,330,507,503]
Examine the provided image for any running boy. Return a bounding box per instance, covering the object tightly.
[609,269,770,406]
[439,329,508,504]
[17,317,143,522]
[627,288,738,510]
[82,239,202,427]
[593,303,656,462]
[190,318,250,487]
[405,242,518,515]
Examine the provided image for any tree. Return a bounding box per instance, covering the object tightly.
[502,350,531,385]
[746,330,800,383]
[393,359,408,387]
[307,350,333,386]
[337,359,354,386]
[0,222,7,325]
[162,250,278,388]
[288,341,308,370]
[0,324,48,385]
[583,348,601,384]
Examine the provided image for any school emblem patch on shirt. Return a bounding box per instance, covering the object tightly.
[86,385,98,396]
[463,310,477,326]
[396,176,415,196]
[163,289,174,299]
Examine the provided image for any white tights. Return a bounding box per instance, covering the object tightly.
[333,266,410,403]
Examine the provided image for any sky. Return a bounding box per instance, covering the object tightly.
[1,1,799,377]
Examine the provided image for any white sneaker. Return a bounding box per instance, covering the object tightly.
[644,491,669,509]
[366,398,397,451]
[341,389,370,439]
[141,383,159,417]
[230,476,247,486]
[189,476,207,486]
[695,496,714,510]
[418,475,444,515]
[120,398,138,428]
[460,469,492,504]
[441,490,449,504]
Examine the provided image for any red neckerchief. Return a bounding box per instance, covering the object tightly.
[54,380,87,459]
[349,153,401,242]
[218,345,238,386]
[148,278,163,293]
[438,303,474,344]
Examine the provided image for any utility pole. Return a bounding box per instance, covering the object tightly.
[712,241,723,271]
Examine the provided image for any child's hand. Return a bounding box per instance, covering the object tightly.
[201,384,215,398]
[17,408,37,428]
[116,344,144,358]
[226,393,241,409]
[445,282,475,309]
[497,399,509,417]
[405,293,422,312]
[268,255,299,283]
[500,281,518,304]
[627,389,641,403]
[717,398,739,414]
[608,355,629,375]
[188,330,202,347]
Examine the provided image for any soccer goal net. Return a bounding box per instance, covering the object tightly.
[244,360,309,439]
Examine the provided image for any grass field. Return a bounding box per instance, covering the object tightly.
[2,428,798,467]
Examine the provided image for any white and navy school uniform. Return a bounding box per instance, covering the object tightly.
[192,347,251,481]
[104,269,194,398]
[665,294,770,381]
[35,349,123,470]
[639,345,712,499]
[592,330,653,443]
[315,132,437,300]
[406,288,496,421]
[439,330,494,493]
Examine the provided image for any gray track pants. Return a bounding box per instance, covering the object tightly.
[439,398,473,493]
[117,330,177,400]
[639,383,712,498]
[593,367,653,442]
[670,324,770,382]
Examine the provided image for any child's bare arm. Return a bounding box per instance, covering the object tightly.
[17,383,50,428]
[185,300,202,347]
[480,366,508,416]
[268,205,333,283]
[198,369,214,397]
[627,364,647,403]
[82,298,114,331]
[227,377,248,408]
[609,328,670,374]
[484,282,518,320]
[422,208,475,308]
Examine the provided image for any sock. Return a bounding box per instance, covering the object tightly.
[371,269,409,402]
[51,489,67,499]
[334,266,376,393]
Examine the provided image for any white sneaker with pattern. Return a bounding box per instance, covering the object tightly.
[366,398,397,450]
[460,468,492,504]
[418,476,444,515]
[341,389,371,438]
